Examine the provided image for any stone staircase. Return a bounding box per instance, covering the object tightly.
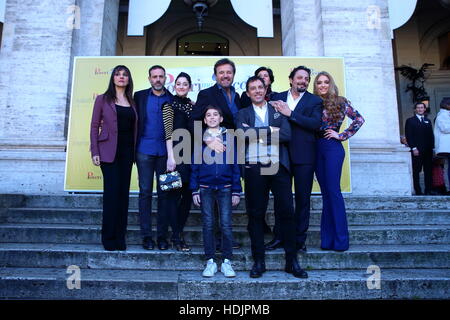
[0,194,449,300]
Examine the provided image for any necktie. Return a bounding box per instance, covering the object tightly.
[421,116,424,123]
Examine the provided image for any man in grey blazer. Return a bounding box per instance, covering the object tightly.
[235,76,308,279]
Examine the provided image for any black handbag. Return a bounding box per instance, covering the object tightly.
[159,171,182,191]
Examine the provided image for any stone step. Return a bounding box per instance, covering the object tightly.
[0,243,448,271]
[2,194,449,211]
[0,267,448,299]
[3,207,450,226]
[1,224,449,245]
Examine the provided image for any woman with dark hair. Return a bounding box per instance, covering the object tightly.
[313,71,364,252]
[90,65,138,251]
[240,67,278,108]
[162,72,195,251]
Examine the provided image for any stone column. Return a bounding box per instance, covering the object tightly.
[0,0,119,194]
[0,0,76,194]
[280,0,324,56]
[280,0,412,195]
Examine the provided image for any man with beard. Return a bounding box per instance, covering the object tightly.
[270,66,323,253]
[134,65,175,251]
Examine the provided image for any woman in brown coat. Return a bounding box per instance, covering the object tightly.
[90,65,138,251]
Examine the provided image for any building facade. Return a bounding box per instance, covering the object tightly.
[0,0,449,195]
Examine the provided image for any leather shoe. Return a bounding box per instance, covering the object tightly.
[142,237,155,250]
[157,239,169,250]
[249,260,266,278]
[297,242,307,253]
[285,258,308,278]
[264,238,283,251]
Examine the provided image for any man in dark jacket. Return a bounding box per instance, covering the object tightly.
[405,102,435,195]
[270,66,323,253]
[235,76,308,279]
[192,58,242,130]
[134,65,174,251]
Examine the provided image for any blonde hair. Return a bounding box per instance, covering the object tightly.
[313,71,345,123]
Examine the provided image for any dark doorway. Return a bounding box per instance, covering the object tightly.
[177,33,229,56]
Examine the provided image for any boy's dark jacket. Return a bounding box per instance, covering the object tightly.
[190,128,242,196]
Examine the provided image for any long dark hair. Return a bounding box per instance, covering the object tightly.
[103,65,134,106]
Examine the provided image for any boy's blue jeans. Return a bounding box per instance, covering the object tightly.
[199,187,233,260]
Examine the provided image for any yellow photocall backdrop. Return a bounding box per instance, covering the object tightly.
[65,56,351,193]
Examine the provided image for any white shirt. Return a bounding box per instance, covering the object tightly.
[252,102,268,123]
[287,90,305,111]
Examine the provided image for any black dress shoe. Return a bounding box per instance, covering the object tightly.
[264,239,283,251]
[297,242,307,253]
[250,260,266,278]
[142,237,155,250]
[158,239,169,250]
[285,258,308,279]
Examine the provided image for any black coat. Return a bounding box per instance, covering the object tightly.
[271,90,323,165]
[405,115,434,153]
[192,84,242,129]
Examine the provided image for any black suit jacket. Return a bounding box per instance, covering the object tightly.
[192,84,242,129]
[405,115,434,153]
[235,104,291,173]
[272,90,323,165]
[133,88,174,144]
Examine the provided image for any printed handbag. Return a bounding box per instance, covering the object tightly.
[159,171,182,191]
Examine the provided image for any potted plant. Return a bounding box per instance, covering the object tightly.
[395,63,434,111]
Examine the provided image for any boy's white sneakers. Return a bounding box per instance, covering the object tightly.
[202,259,217,277]
[221,259,236,277]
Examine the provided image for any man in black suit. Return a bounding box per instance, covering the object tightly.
[192,58,243,250]
[270,66,323,253]
[235,76,308,279]
[405,102,435,195]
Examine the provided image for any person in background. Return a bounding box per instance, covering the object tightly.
[431,157,447,195]
[405,102,434,195]
[240,67,278,108]
[434,97,450,194]
[313,71,365,251]
[90,65,138,251]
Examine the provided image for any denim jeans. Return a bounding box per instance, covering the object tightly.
[136,152,173,241]
[200,187,233,260]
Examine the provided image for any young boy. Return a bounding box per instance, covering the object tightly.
[190,105,241,277]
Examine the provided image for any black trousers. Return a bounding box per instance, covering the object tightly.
[166,164,192,242]
[244,164,296,261]
[292,164,315,245]
[100,148,133,251]
[412,151,433,194]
